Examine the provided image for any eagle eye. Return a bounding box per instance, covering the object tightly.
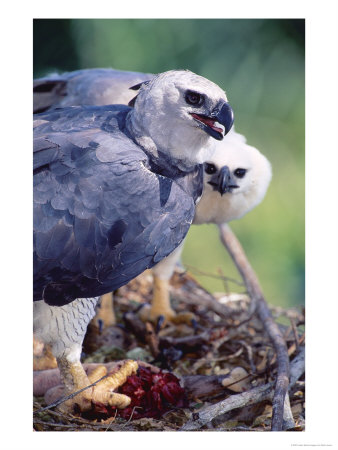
[185,90,204,106]
[204,163,217,175]
[234,168,247,178]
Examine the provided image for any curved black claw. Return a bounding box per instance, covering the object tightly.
[156,315,166,333]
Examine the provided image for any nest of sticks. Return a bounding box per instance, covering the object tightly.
[33,225,305,432]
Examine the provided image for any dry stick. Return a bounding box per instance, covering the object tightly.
[181,382,274,430]
[33,373,109,414]
[145,321,160,357]
[289,346,305,387]
[184,264,244,287]
[283,393,295,430]
[218,223,290,431]
[180,345,304,431]
[290,318,300,353]
[181,383,295,431]
[172,284,234,320]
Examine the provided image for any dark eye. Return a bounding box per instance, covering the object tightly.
[204,163,217,175]
[185,90,204,106]
[234,168,247,178]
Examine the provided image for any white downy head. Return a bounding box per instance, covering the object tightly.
[194,128,272,224]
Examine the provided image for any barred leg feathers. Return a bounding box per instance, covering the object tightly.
[34,298,138,413]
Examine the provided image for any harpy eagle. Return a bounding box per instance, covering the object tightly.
[34,68,271,325]
[33,70,234,412]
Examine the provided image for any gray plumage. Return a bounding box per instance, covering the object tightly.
[34,70,234,307]
[33,70,234,409]
[33,68,151,113]
[34,104,202,305]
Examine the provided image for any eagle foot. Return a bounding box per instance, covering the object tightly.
[54,359,138,414]
[138,302,195,327]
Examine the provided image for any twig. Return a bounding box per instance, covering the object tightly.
[145,321,160,357]
[33,404,109,427]
[182,372,253,398]
[239,340,256,374]
[184,264,244,287]
[287,333,305,358]
[283,393,295,430]
[33,419,80,430]
[171,283,234,320]
[180,346,303,431]
[290,318,300,353]
[160,331,210,351]
[289,346,305,387]
[121,406,141,427]
[218,223,290,431]
[34,417,123,431]
[104,409,118,431]
[217,267,230,293]
[33,373,109,414]
[181,382,274,430]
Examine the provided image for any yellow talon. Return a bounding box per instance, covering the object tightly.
[55,359,138,413]
[138,275,195,326]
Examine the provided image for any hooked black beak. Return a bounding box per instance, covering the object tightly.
[208,165,239,195]
[191,101,234,141]
[211,102,234,140]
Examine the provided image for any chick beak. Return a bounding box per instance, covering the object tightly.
[207,165,239,195]
[218,166,239,195]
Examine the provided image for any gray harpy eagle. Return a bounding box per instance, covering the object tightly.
[33,70,234,412]
[34,68,271,325]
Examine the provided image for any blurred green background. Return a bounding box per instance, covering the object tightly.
[33,19,305,309]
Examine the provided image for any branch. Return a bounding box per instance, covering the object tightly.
[289,346,305,387]
[180,345,303,431]
[181,382,274,430]
[34,373,109,414]
[171,278,235,320]
[218,223,290,431]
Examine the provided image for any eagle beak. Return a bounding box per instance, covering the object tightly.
[208,165,239,195]
[191,101,234,141]
[212,101,234,140]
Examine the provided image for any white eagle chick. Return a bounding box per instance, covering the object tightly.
[194,127,272,225]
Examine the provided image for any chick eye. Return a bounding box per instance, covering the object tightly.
[204,163,217,175]
[234,168,247,178]
[185,90,204,106]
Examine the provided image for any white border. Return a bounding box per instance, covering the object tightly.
[1,1,337,449]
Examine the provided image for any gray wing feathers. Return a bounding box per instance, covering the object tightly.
[33,68,152,112]
[33,106,195,304]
